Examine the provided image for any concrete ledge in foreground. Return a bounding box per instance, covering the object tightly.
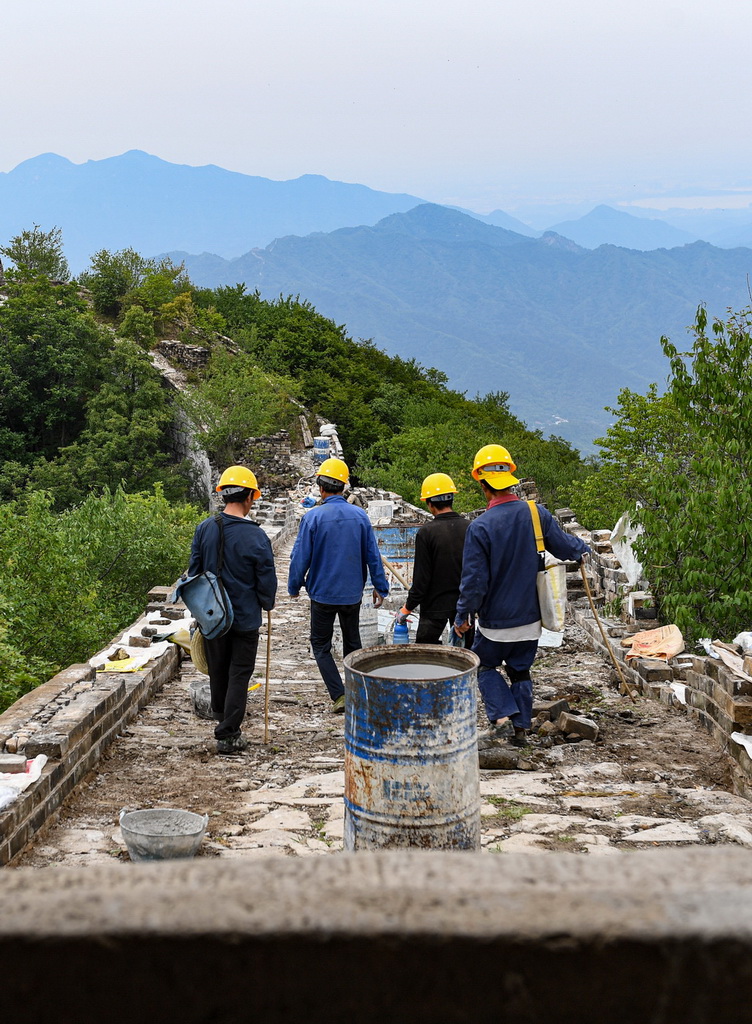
[3,849,752,1023]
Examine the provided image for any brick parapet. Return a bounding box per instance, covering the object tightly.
[571,601,752,799]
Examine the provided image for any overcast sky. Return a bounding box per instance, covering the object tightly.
[4,0,752,213]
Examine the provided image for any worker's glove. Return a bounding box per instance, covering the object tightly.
[395,607,411,625]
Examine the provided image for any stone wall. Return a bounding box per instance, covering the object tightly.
[155,339,211,371]
[555,507,752,800]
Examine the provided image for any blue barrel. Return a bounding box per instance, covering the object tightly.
[342,645,481,850]
[313,436,330,464]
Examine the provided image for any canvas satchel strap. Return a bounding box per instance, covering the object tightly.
[213,513,226,573]
[527,500,545,554]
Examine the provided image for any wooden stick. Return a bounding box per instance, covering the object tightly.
[580,563,638,704]
[264,610,272,743]
[381,554,410,590]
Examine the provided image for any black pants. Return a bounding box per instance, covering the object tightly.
[310,600,362,701]
[416,613,475,649]
[204,627,260,739]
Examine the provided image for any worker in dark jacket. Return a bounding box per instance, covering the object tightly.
[288,457,389,713]
[455,444,589,746]
[397,473,473,646]
[189,465,277,755]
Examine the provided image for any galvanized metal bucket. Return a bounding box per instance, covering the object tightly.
[343,644,481,851]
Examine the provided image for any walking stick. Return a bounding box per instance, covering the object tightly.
[580,563,637,704]
[264,610,272,743]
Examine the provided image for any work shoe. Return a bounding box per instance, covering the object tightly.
[217,733,249,755]
[478,719,514,744]
[331,695,346,714]
[511,729,529,748]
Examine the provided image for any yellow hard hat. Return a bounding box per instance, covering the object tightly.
[215,465,261,499]
[471,444,519,489]
[316,457,350,483]
[420,472,458,501]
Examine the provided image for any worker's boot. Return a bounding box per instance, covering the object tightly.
[217,732,249,755]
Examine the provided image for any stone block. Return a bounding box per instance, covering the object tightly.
[24,732,71,758]
[634,660,673,683]
[705,658,721,682]
[591,530,612,542]
[532,698,571,720]
[556,712,599,741]
[128,635,152,648]
[0,753,27,773]
[729,696,752,729]
[146,586,174,602]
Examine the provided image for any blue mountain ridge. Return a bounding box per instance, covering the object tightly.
[0,151,427,272]
[168,203,752,453]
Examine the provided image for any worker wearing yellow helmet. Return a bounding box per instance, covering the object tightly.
[187,465,277,754]
[455,445,590,747]
[288,456,390,712]
[396,472,474,647]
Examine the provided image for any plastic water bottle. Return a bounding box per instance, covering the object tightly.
[392,620,410,645]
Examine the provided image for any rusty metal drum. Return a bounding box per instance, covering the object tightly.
[342,644,481,851]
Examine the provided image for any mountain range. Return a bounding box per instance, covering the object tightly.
[5,151,752,451]
[5,151,752,267]
[169,203,752,452]
[0,151,425,272]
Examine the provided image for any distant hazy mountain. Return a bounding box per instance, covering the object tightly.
[171,203,752,452]
[451,207,538,236]
[0,151,426,272]
[548,205,697,250]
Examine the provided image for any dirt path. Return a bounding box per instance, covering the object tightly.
[14,541,752,867]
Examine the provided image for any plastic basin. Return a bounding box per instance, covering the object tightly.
[119,808,209,862]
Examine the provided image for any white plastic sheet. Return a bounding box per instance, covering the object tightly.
[0,754,48,812]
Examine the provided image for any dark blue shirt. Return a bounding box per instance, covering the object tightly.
[456,498,589,629]
[188,513,277,631]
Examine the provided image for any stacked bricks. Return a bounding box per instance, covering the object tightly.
[156,340,211,371]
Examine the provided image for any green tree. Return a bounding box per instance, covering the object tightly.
[0,224,70,281]
[0,487,202,711]
[0,275,109,467]
[29,340,190,506]
[181,349,299,464]
[82,248,150,315]
[573,305,752,644]
[567,385,692,530]
[634,306,752,642]
[118,304,157,349]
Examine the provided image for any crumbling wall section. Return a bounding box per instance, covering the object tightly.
[556,507,752,800]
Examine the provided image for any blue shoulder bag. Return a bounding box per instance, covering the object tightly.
[171,514,234,640]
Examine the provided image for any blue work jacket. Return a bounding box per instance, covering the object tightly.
[288,495,390,605]
[455,497,589,629]
[188,513,277,631]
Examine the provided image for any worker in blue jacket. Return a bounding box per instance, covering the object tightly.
[189,465,277,755]
[288,457,389,712]
[455,444,589,747]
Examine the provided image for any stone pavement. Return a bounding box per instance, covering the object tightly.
[14,538,752,868]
